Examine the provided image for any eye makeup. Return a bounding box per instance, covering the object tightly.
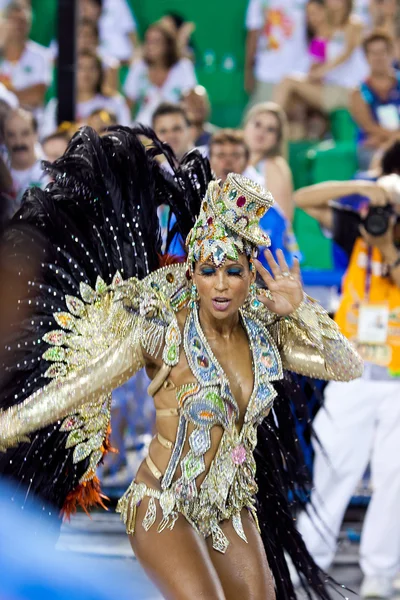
[226,267,244,277]
[200,266,216,276]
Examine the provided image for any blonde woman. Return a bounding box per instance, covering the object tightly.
[244,102,294,221]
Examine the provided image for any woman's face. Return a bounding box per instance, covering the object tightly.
[144,27,167,63]
[244,112,280,156]
[77,55,101,95]
[6,2,31,39]
[77,23,97,53]
[307,1,327,29]
[192,254,254,320]
[79,0,101,22]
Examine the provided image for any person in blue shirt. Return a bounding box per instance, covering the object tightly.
[350,31,400,171]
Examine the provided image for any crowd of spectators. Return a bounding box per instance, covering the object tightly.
[0,1,400,596]
[0,0,397,226]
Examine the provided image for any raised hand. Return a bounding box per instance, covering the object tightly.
[254,249,303,316]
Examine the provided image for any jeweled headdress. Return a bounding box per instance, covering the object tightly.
[186,173,273,270]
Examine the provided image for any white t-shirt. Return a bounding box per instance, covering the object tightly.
[98,0,137,62]
[41,94,131,138]
[246,0,309,84]
[325,28,369,88]
[124,58,197,126]
[11,159,49,206]
[0,40,52,94]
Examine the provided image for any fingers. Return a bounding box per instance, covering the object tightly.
[359,224,367,237]
[255,250,299,283]
[254,257,275,287]
[276,249,290,275]
[290,257,301,279]
[263,249,282,278]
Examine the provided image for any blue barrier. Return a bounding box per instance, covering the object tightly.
[301,268,345,288]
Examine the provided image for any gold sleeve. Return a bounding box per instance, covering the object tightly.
[0,330,145,451]
[0,271,182,453]
[270,295,364,381]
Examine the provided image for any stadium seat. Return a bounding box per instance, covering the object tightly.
[293,208,333,270]
[308,140,358,183]
[288,140,317,191]
[329,108,357,143]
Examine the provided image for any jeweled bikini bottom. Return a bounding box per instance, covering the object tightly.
[116,479,260,554]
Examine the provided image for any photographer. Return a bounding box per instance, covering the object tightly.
[294,142,400,598]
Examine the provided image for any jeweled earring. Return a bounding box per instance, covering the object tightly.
[190,283,199,309]
[249,282,261,310]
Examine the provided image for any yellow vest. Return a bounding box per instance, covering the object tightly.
[335,238,400,375]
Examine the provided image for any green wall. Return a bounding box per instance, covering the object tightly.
[129,0,249,127]
[30,0,57,48]
[30,0,249,127]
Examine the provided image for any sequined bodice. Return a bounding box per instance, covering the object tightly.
[140,306,284,551]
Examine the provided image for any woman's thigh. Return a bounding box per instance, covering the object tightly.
[287,76,323,110]
[206,509,276,600]
[129,497,226,600]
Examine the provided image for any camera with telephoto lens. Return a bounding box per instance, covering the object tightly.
[363,204,394,237]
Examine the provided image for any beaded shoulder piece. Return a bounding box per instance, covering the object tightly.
[40,264,189,484]
[41,272,126,483]
[115,264,189,366]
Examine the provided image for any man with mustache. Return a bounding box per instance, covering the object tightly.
[4,107,49,213]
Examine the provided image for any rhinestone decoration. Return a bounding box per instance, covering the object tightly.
[181,452,205,482]
[161,416,188,490]
[162,319,181,367]
[231,444,246,465]
[189,427,211,456]
[95,276,107,294]
[54,312,75,331]
[65,429,86,449]
[42,330,67,346]
[186,174,273,271]
[142,496,157,532]
[112,271,123,287]
[211,524,229,554]
[232,512,248,543]
[79,281,97,303]
[185,392,228,428]
[157,489,176,532]
[42,346,66,362]
[60,415,85,431]
[65,295,86,317]
[73,430,104,463]
[176,383,201,409]
[40,270,120,483]
[44,363,68,379]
